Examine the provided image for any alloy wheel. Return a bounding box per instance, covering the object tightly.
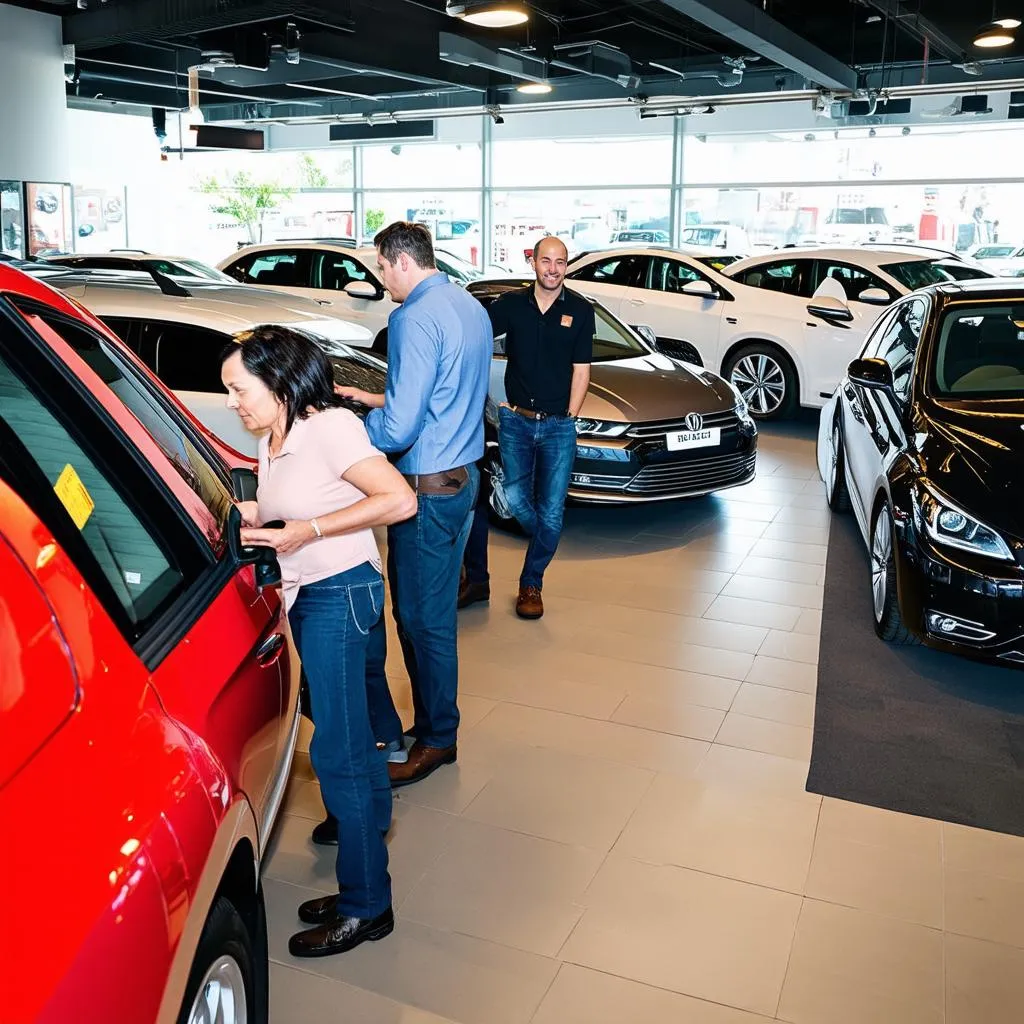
[871,509,892,623]
[730,353,786,415]
[186,955,247,1024]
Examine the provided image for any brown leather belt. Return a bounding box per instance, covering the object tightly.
[402,465,469,495]
[509,404,561,421]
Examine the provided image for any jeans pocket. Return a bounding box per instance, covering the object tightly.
[348,580,384,636]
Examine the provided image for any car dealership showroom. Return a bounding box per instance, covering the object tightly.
[5,0,1024,1021]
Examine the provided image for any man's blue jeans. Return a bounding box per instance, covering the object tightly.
[366,466,478,750]
[498,406,577,589]
[289,562,392,919]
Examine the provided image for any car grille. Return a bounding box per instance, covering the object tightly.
[626,451,756,497]
[627,410,740,440]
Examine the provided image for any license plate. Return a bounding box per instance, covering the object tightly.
[666,427,721,451]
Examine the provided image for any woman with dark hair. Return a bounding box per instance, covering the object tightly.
[221,325,416,958]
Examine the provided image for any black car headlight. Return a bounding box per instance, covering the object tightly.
[911,482,1013,562]
[574,418,629,439]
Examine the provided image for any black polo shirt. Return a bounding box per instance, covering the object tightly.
[487,285,594,416]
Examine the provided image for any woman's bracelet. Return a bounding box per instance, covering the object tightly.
[310,518,323,539]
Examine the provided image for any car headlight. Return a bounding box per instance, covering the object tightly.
[574,418,629,438]
[911,482,1013,562]
[725,381,752,421]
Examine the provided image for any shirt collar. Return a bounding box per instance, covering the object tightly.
[274,410,312,458]
[529,283,565,312]
[406,271,448,304]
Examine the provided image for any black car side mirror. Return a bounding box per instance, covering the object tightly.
[227,504,282,589]
[230,466,258,502]
[848,357,895,392]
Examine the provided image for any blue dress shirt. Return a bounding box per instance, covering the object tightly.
[365,273,492,475]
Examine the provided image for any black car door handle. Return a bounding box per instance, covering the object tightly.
[726,316,738,325]
[255,632,286,667]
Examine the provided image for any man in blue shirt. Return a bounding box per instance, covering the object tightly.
[337,221,491,789]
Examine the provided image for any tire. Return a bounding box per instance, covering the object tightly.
[870,500,919,645]
[723,343,798,420]
[825,415,851,514]
[482,445,523,534]
[177,896,262,1024]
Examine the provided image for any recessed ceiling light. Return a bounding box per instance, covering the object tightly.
[446,2,529,28]
[517,82,552,94]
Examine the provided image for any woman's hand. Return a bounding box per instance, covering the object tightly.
[334,385,375,406]
[240,520,314,557]
[234,500,261,527]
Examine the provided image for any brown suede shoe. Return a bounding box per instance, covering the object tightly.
[458,579,490,610]
[388,741,457,789]
[516,585,544,620]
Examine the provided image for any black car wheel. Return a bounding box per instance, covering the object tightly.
[482,444,522,534]
[178,895,263,1024]
[825,416,851,514]
[870,500,918,645]
[724,344,798,420]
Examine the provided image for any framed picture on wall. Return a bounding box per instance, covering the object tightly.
[24,181,74,256]
[72,186,128,252]
[1,180,24,258]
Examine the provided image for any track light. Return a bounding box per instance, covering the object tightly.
[284,22,301,65]
[517,82,553,95]
[486,105,504,125]
[446,1,529,28]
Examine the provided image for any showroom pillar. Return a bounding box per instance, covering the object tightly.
[0,4,70,182]
[670,119,685,247]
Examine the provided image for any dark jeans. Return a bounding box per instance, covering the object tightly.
[498,406,576,590]
[289,562,392,919]
[366,465,478,750]
[463,457,490,586]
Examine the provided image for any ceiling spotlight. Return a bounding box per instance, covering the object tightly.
[975,22,1015,46]
[995,17,1022,29]
[868,127,877,137]
[902,125,911,136]
[446,1,529,28]
[284,22,301,65]
[517,82,553,95]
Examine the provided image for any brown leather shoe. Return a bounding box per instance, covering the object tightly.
[458,580,490,610]
[388,741,457,789]
[516,585,544,619]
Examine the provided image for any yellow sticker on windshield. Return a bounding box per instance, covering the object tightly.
[54,464,95,531]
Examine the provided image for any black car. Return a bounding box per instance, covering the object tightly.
[818,279,1024,665]
[467,278,758,527]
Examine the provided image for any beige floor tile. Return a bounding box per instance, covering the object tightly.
[758,630,820,665]
[804,833,943,928]
[391,757,495,816]
[943,821,1024,881]
[568,628,756,679]
[269,964,457,1023]
[945,933,1024,1024]
[461,662,627,721]
[265,878,559,1024]
[793,609,823,635]
[263,812,338,896]
[531,964,775,1024]
[761,522,830,547]
[817,798,942,857]
[731,682,816,728]
[563,855,802,1016]
[777,899,944,1024]
[623,665,742,712]
[714,498,784,522]
[614,773,819,893]
[399,818,602,957]
[716,712,813,761]
[735,555,825,586]
[611,691,726,741]
[282,776,327,822]
[721,574,824,610]
[457,694,499,732]
[790,491,830,510]
[704,594,804,631]
[471,701,710,778]
[461,744,653,852]
[750,538,828,566]
[745,656,818,694]
[773,505,833,528]
[695,744,818,805]
[945,868,1024,949]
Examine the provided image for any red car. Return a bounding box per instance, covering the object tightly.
[0,266,298,1024]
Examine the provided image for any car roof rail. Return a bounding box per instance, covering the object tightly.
[273,236,359,246]
[144,265,192,297]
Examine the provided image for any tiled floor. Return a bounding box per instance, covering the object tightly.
[264,420,1024,1023]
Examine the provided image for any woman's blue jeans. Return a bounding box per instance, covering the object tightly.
[289,561,392,919]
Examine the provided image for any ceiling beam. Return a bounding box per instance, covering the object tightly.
[64,0,352,50]
[859,0,967,63]
[654,0,859,91]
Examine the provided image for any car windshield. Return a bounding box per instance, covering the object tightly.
[933,303,1024,398]
[830,209,865,224]
[974,245,1016,259]
[697,254,740,271]
[681,228,723,246]
[592,303,647,361]
[880,259,991,290]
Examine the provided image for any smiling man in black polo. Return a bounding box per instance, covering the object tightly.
[488,235,594,619]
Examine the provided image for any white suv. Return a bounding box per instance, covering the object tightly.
[218,240,396,351]
[567,245,993,419]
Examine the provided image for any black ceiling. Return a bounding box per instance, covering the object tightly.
[10,0,1024,122]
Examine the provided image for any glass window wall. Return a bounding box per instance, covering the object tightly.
[493,137,674,188]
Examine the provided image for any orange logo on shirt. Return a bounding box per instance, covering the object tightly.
[560,314,573,327]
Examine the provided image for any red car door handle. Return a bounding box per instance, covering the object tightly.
[255,632,286,667]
